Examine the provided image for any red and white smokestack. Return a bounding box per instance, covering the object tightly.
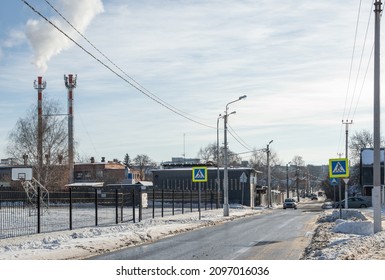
[64,74,77,184]
[34,76,46,182]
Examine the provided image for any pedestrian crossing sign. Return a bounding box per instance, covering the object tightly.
[329,158,349,178]
[192,167,208,182]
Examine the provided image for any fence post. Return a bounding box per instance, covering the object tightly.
[115,189,119,224]
[132,188,135,223]
[69,187,73,230]
[121,192,124,222]
[95,189,98,226]
[161,188,164,218]
[152,188,155,219]
[172,189,175,216]
[204,188,207,210]
[190,189,193,212]
[211,191,213,210]
[37,185,41,234]
[139,187,142,222]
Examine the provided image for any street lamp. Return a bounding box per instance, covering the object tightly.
[267,140,273,207]
[286,161,291,199]
[223,95,247,216]
[216,114,222,209]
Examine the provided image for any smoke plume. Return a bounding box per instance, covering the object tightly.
[25,0,104,73]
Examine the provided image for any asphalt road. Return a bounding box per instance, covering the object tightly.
[89,200,321,260]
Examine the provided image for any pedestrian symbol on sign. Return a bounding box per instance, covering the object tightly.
[195,170,205,179]
[332,162,346,174]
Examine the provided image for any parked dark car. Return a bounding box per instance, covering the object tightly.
[321,201,333,209]
[283,198,297,209]
[310,195,318,200]
[334,197,372,208]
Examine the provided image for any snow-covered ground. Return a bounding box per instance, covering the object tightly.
[301,207,385,260]
[0,204,384,260]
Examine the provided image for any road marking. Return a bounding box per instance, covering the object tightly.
[230,241,258,260]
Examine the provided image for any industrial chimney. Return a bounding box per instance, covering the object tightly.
[34,76,46,182]
[64,74,77,183]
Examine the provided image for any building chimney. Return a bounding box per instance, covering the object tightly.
[101,157,105,162]
[34,76,46,182]
[90,157,95,163]
[64,74,77,184]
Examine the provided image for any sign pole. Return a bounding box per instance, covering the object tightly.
[198,182,201,220]
[338,179,342,219]
[192,167,207,221]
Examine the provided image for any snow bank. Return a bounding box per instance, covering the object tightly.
[302,208,385,260]
[332,219,374,235]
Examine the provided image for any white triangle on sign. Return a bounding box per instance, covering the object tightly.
[195,170,205,179]
[333,162,346,173]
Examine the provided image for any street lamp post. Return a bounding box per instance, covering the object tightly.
[223,95,247,216]
[286,161,291,199]
[216,114,222,209]
[266,140,273,207]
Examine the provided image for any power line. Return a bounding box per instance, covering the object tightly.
[227,123,253,151]
[341,0,362,121]
[40,0,199,122]
[346,1,374,120]
[21,0,216,130]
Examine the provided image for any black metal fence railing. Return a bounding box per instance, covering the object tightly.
[0,187,220,240]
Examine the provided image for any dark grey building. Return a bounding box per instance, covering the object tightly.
[152,167,260,207]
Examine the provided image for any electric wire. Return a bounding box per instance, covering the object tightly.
[341,0,362,122]
[346,1,374,120]
[21,0,216,130]
[40,0,200,122]
[227,123,253,151]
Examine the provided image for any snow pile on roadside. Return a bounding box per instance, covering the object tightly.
[302,209,385,260]
[0,207,265,260]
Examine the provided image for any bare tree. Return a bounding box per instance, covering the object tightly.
[123,153,131,167]
[6,99,68,189]
[249,148,280,187]
[133,154,155,180]
[197,142,242,166]
[349,129,385,165]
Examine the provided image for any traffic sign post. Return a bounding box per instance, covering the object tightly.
[240,172,247,206]
[329,158,349,219]
[330,178,338,202]
[192,167,208,220]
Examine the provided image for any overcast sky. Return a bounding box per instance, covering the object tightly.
[0,0,381,166]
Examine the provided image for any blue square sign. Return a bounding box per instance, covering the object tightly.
[329,158,349,178]
[192,167,208,182]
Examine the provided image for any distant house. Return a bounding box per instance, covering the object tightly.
[360,148,385,196]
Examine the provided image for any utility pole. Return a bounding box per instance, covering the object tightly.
[266,140,273,207]
[373,0,382,233]
[342,120,353,209]
[223,95,246,216]
[216,114,222,209]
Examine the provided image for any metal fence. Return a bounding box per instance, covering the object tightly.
[0,187,220,239]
